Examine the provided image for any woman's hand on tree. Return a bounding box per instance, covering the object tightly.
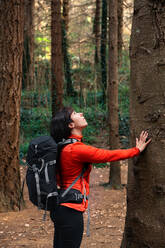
[136,131,151,152]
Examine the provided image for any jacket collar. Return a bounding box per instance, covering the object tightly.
[69,134,82,142]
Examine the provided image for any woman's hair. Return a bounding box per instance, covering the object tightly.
[50,107,74,143]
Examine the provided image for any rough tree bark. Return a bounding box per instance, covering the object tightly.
[108,0,121,187]
[121,1,165,247]
[0,0,24,211]
[22,0,34,90]
[51,0,64,117]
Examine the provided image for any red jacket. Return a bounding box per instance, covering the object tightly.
[58,134,140,212]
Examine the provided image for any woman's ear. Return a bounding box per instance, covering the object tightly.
[68,122,75,129]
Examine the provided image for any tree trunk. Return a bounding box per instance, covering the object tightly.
[51,0,64,117]
[93,0,101,92]
[93,0,101,65]
[0,0,24,212]
[100,0,107,104]
[22,0,34,90]
[108,0,121,187]
[118,0,123,67]
[63,0,69,32]
[62,0,75,97]
[121,1,165,247]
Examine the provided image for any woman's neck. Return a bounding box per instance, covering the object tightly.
[71,128,83,137]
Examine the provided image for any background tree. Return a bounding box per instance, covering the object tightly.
[22,0,35,90]
[93,0,101,65]
[100,0,107,105]
[121,1,165,247]
[93,0,101,92]
[62,0,75,96]
[108,0,121,187]
[118,0,123,67]
[51,0,64,116]
[0,0,24,211]
[63,0,70,31]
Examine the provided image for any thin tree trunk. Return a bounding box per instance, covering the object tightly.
[22,0,34,90]
[51,0,64,117]
[100,0,107,104]
[93,0,101,92]
[63,0,69,32]
[108,0,121,187]
[118,0,123,67]
[93,0,101,65]
[121,1,165,247]
[0,0,24,211]
[62,0,74,96]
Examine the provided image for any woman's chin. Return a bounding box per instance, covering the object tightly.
[83,123,88,128]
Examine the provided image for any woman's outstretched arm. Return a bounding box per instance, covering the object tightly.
[71,131,151,164]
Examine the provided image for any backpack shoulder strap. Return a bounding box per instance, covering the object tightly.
[61,167,86,198]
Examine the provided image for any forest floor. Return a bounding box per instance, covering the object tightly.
[0,132,129,248]
[0,164,128,248]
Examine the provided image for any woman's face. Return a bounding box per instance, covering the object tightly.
[70,111,88,129]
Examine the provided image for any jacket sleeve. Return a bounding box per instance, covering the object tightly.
[71,142,140,163]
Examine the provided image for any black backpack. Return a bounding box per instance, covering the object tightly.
[26,135,85,219]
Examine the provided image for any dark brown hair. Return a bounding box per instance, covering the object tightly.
[50,107,74,143]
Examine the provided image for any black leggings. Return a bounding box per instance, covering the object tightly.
[50,205,84,248]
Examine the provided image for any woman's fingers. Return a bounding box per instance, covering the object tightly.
[146,138,152,145]
[140,131,148,142]
[136,138,138,147]
[136,131,151,152]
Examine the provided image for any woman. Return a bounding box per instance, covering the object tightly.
[50,107,151,248]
